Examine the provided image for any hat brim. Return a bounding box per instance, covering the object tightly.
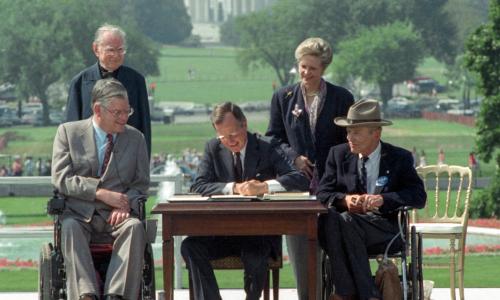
[334,117,393,127]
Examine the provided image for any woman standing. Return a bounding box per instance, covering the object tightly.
[266,37,354,300]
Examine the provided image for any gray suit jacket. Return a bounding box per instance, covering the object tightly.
[51,118,150,221]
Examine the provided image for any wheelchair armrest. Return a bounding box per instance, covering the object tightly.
[47,189,65,215]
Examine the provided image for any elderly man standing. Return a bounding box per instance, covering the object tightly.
[52,78,149,300]
[182,102,309,300]
[317,99,426,300]
[66,23,151,156]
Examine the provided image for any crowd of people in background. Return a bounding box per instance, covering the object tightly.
[0,155,52,177]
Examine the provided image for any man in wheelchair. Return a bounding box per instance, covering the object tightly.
[51,78,150,300]
[316,100,426,300]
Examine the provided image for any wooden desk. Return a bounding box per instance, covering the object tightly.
[152,200,327,300]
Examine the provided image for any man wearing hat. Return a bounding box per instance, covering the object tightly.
[317,99,426,300]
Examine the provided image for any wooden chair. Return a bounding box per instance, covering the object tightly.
[188,254,282,300]
[414,165,473,300]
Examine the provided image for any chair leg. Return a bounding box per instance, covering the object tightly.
[272,268,279,300]
[458,242,465,300]
[449,238,456,300]
[188,271,194,300]
[263,269,270,300]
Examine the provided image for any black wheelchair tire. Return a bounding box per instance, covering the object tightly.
[39,243,53,300]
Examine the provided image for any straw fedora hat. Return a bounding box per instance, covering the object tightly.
[334,99,392,127]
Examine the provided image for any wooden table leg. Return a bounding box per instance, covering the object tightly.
[163,238,174,300]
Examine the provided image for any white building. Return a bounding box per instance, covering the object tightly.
[184,0,276,23]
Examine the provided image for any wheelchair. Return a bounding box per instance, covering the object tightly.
[321,207,424,300]
[38,190,157,300]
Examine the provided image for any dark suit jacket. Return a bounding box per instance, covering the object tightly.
[317,141,426,219]
[66,63,151,156]
[51,118,150,222]
[191,132,309,196]
[266,82,354,178]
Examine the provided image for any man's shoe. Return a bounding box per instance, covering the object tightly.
[80,294,97,300]
[106,295,123,300]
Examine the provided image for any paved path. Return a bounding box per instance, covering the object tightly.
[2,288,500,300]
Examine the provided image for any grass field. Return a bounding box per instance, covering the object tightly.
[1,254,499,291]
[0,118,494,177]
[148,46,278,104]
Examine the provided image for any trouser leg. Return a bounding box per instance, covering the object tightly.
[61,217,97,300]
[105,217,146,299]
[181,237,224,300]
[338,212,398,300]
[241,236,273,300]
[286,235,322,300]
[319,208,356,297]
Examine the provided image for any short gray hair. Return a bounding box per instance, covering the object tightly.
[91,78,128,106]
[211,102,246,126]
[295,37,333,68]
[94,23,127,47]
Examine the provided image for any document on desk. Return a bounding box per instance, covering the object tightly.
[209,194,259,201]
[261,192,316,201]
[167,195,210,202]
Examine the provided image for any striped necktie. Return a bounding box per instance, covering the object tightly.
[234,152,243,183]
[359,156,369,193]
[100,134,114,176]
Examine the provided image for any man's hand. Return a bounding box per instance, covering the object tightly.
[345,194,365,213]
[96,188,130,211]
[294,155,314,180]
[107,208,130,226]
[361,194,384,212]
[233,179,269,196]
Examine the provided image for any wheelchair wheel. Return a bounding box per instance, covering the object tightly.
[39,243,53,300]
[321,251,333,300]
[141,244,156,300]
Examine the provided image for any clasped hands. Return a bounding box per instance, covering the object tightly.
[345,194,383,214]
[233,179,269,196]
[96,188,130,226]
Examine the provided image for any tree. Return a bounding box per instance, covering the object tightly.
[465,0,500,217]
[130,0,192,44]
[0,0,159,125]
[235,0,310,86]
[332,22,424,107]
[228,0,457,88]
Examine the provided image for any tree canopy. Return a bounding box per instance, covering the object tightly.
[332,22,424,105]
[227,0,458,88]
[131,0,192,44]
[465,0,500,217]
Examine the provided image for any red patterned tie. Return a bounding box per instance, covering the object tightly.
[100,134,114,176]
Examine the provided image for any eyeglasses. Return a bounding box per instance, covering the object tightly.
[102,106,134,118]
[102,47,126,56]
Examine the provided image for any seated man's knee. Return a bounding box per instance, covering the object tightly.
[61,217,84,238]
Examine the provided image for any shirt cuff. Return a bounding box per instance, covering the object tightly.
[266,180,285,193]
[223,182,235,195]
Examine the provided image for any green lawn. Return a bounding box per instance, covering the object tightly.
[148,46,278,104]
[0,119,494,177]
[1,254,499,291]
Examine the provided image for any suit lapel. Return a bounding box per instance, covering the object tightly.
[293,84,315,144]
[80,119,99,177]
[342,151,359,193]
[377,142,392,193]
[243,133,259,180]
[218,142,235,180]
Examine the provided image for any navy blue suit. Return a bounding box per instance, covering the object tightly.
[66,63,151,156]
[184,132,308,300]
[266,82,354,179]
[317,142,426,299]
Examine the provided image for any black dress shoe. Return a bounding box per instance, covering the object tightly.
[80,294,97,300]
[106,295,123,300]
